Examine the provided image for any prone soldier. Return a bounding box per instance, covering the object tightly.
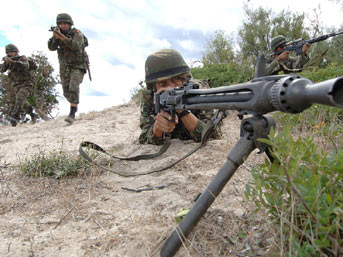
[139,49,220,145]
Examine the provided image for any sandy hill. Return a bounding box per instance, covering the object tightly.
[0,101,271,257]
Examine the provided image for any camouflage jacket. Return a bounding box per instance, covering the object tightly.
[0,55,33,87]
[265,54,309,75]
[48,27,88,70]
[138,79,219,145]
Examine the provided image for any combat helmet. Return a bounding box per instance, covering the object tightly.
[145,49,190,89]
[5,44,19,54]
[56,13,74,25]
[271,35,287,52]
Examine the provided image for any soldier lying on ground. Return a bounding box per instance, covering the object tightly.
[139,49,220,145]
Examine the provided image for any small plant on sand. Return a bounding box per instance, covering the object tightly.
[19,149,91,178]
[246,125,343,256]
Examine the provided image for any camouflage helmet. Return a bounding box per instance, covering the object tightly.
[56,13,74,25]
[271,35,287,52]
[145,49,190,88]
[5,44,19,54]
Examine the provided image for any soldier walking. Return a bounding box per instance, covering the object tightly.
[48,13,89,124]
[0,44,37,126]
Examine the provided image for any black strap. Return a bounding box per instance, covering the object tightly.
[78,110,226,177]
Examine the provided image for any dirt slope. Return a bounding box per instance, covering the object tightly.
[0,102,273,257]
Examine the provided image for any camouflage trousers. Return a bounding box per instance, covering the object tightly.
[12,85,32,117]
[60,67,85,104]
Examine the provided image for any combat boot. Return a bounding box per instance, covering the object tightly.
[30,113,38,124]
[64,106,77,124]
[10,118,17,127]
[10,112,20,127]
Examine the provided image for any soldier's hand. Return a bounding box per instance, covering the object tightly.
[154,111,179,134]
[277,51,289,62]
[4,57,14,64]
[302,43,310,55]
[53,27,66,41]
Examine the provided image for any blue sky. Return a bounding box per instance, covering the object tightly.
[0,0,342,115]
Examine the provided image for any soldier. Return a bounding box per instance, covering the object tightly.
[0,44,37,126]
[265,35,310,75]
[139,49,219,145]
[48,13,89,124]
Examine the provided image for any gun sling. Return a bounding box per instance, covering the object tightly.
[79,111,224,177]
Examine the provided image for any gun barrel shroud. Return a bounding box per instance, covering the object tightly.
[158,75,343,115]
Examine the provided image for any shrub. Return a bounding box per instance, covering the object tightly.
[246,125,343,256]
[19,149,91,179]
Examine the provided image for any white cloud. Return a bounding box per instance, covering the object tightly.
[0,0,342,116]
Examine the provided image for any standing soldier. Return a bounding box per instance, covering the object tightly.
[0,44,37,126]
[265,35,310,75]
[48,13,89,124]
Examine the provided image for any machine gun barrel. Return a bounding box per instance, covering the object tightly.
[159,75,343,257]
[157,75,343,116]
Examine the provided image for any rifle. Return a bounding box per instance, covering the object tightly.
[49,26,57,32]
[157,73,343,257]
[49,26,66,39]
[274,31,343,56]
[2,55,21,62]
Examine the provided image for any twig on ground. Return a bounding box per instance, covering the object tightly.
[53,206,75,230]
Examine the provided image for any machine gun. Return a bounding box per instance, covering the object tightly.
[157,74,343,257]
[155,82,200,122]
[274,31,343,56]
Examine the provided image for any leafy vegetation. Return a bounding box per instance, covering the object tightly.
[19,149,91,179]
[246,125,343,256]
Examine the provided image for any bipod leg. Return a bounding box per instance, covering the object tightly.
[160,115,274,257]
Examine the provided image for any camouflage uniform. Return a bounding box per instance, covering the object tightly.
[265,35,310,75]
[265,55,309,75]
[0,50,35,124]
[48,27,87,104]
[139,80,216,145]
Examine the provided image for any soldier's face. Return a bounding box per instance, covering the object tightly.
[58,22,71,31]
[7,51,17,57]
[155,77,184,94]
[276,45,285,52]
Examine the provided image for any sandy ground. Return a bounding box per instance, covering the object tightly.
[0,102,275,257]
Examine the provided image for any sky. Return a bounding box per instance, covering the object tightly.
[0,0,342,116]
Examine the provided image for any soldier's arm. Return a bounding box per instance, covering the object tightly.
[62,30,85,51]
[13,56,29,69]
[48,37,59,51]
[294,54,310,69]
[0,61,9,73]
[138,89,165,145]
[265,59,280,76]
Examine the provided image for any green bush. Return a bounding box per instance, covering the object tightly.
[19,149,91,179]
[246,125,343,256]
[191,62,253,88]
